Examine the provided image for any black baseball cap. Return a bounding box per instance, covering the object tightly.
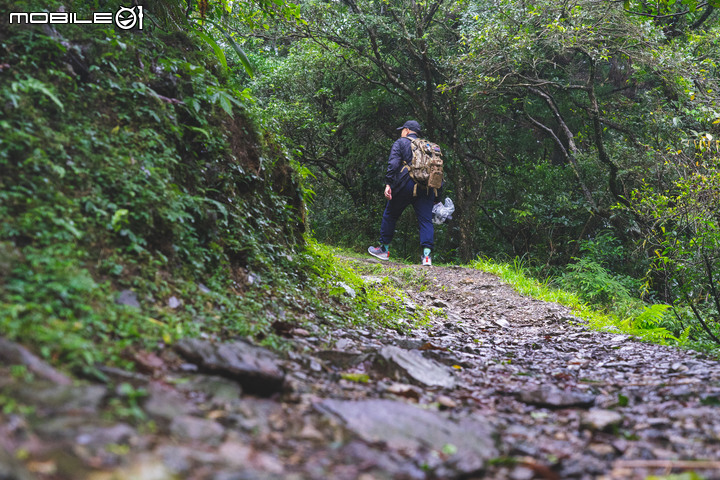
[396,120,421,133]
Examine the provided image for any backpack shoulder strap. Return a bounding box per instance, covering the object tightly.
[402,136,417,167]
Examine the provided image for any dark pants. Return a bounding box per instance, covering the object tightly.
[380,180,435,250]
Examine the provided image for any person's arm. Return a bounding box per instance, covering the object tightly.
[385,139,403,189]
[385,184,392,200]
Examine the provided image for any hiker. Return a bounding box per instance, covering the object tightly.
[368,120,442,266]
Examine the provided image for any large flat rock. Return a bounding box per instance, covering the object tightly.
[0,337,72,385]
[376,346,456,389]
[174,339,285,396]
[318,398,497,477]
[518,385,596,409]
[11,383,107,415]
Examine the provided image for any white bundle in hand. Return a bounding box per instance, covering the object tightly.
[432,198,455,224]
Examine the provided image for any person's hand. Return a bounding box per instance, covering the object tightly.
[384,185,392,200]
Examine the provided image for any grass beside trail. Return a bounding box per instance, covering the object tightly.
[312,244,718,356]
[469,257,719,355]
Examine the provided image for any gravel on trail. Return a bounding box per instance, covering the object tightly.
[2,257,720,480]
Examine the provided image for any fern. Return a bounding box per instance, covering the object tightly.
[561,257,636,306]
[628,304,674,343]
[639,326,676,343]
[202,20,255,77]
[633,303,671,329]
[11,77,64,111]
[196,31,229,72]
[677,326,692,346]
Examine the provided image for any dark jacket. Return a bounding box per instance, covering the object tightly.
[384,133,417,190]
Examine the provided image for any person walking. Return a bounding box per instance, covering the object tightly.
[368,120,438,266]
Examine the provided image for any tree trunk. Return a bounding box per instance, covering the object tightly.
[452,157,485,263]
[455,174,477,263]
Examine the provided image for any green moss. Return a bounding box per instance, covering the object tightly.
[303,240,434,332]
[0,6,311,377]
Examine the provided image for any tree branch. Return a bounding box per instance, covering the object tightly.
[340,0,420,103]
[683,290,720,345]
[703,253,720,321]
[524,109,599,211]
[691,5,716,29]
[586,57,631,207]
[624,2,709,19]
[297,26,416,111]
[528,86,579,154]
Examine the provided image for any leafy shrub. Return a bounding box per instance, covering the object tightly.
[558,232,643,312]
[560,257,638,308]
[0,4,310,376]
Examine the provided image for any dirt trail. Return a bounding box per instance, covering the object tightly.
[2,258,720,480]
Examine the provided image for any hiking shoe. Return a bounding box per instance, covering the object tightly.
[368,246,389,261]
[421,254,432,266]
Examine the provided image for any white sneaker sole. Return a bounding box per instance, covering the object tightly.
[368,247,389,261]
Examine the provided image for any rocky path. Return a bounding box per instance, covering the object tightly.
[2,258,720,479]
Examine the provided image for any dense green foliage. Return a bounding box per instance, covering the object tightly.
[0,0,431,376]
[0,0,297,374]
[240,0,720,349]
[471,257,683,349]
[2,0,720,362]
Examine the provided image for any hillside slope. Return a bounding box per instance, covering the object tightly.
[0,0,308,375]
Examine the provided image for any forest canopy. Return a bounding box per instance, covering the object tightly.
[2,0,719,357]
[233,0,719,346]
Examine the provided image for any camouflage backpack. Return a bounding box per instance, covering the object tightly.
[403,137,444,196]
